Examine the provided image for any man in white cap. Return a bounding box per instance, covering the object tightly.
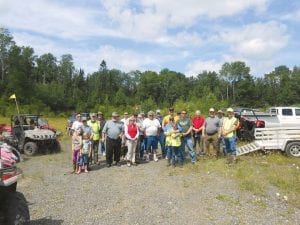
[221,108,238,163]
[202,108,221,157]
[102,112,124,167]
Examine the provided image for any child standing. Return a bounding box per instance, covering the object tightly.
[164,119,182,167]
[72,127,82,173]
[78,133,91,174]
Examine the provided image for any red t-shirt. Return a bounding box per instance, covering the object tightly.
[192,117,205,129]
[127,124,138,138]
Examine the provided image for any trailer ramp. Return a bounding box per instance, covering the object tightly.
[237,142,261,156]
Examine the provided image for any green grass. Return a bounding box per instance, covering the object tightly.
[165,152,300,208]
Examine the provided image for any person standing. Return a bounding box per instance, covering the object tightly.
[71,113,83,133]
[136,113,145,161]
[217,109,225,156]
[121,112,129,125]
[202,108,221,158]
[124,116,139,166]
[156,109,166,159]
[222,108,238,164]
[177,110,196,164]
[71,127,82,174]
[102,112,124,167]
[98,112,106,156]
[164,117,182,167]
[143,111,161,162]
[162,107,179,128]
[87,113,101,165]
[192,110,205,156]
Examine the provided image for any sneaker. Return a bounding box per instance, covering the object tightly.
[127,162,131,167]
[153,154,158,162]
[102,152,106,156]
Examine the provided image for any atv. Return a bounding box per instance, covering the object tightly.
[234,108,265,141]
[3,114,60,156]
[0,143,30,224]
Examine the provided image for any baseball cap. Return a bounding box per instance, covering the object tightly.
[209,108,215,112]
[227,108,234,112]
[217,110,223,113]
[90,113,97,117]
[156,109,161,114]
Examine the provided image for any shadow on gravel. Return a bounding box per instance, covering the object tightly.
[30,217,64,225]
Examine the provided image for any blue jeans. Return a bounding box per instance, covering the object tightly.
[158,132,166,156]
[139,135,145,158]
[224,136,237,155]
[170,146,180,165]
[179,136,196,163]
[98,140,105,154]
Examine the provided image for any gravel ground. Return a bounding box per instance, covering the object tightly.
[17,141,300,225]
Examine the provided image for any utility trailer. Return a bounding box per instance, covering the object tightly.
[237,127,300,158]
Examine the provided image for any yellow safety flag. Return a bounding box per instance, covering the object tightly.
[9,94,16,99]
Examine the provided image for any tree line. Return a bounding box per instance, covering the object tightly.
[0,28,299,116]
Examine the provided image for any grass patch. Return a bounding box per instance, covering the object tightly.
[216,194,240,206]
[163,152,300,208]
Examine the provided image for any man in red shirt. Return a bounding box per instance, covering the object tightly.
[192,110,205,155]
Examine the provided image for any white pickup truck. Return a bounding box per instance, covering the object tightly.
[252,107,300,127]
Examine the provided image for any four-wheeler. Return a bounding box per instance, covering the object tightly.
[234,108,265,141]
[0,143,30,224]
[3,114,60,156]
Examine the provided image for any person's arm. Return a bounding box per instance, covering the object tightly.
[101,122,108,142]
[184,125,193,136]
[134,126,139,140]
[124,125,131,140]
[202,121,206,136]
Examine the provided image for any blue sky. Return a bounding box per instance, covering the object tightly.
[0,0,300,77]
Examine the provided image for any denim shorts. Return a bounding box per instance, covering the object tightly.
[79,154,89,165]
[145,136,158,150]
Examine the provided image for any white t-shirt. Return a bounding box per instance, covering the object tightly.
[71,121,83,131]
[143,118,161,136]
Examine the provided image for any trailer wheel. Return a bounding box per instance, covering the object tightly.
[23,142,38,156]
[285,141,300,158]
[4,191,30,225]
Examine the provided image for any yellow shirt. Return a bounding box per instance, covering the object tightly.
[87,120,100,141]
[222,117,238,138]
[162,115,180,127]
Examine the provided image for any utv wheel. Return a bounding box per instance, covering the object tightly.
[51,140,61,153]
[23,142,38,156]
[285,141,300,158]
[4,192,30,225]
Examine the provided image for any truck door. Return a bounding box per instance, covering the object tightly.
[281,108,294,126]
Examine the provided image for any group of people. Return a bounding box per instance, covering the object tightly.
[70,107,239,173]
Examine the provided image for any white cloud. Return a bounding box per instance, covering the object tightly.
[0,0,123,40]
[220,21,289,59]
[185,60,222,76]
[12,31,161,74]
[281,9,300,22]
[100,0,269,46]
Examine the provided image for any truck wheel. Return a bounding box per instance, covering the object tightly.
[4,191,30,225]
[23,142,38,156]
[285,141,300,158]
